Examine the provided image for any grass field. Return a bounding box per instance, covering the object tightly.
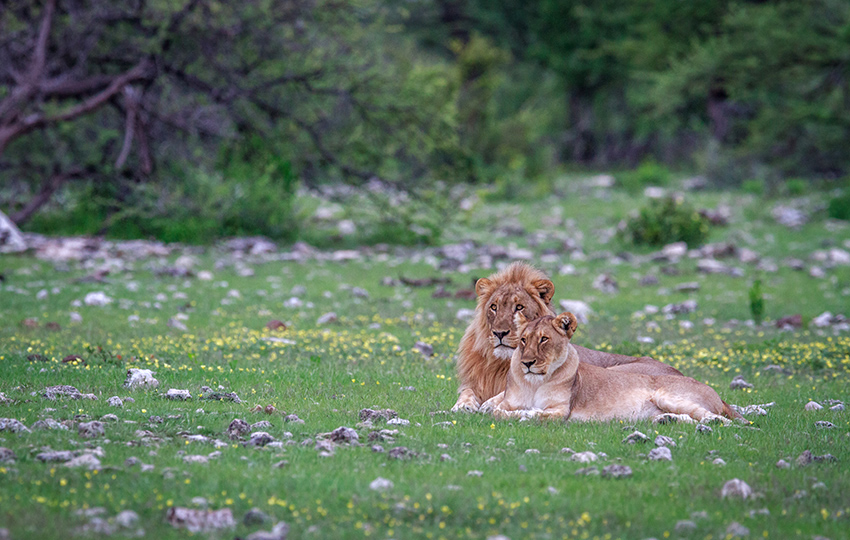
[1,177,849,540]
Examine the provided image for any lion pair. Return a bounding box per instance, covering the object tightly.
[452,262,742,424]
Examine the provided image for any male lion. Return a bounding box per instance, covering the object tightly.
[480,311,743,424]
[451,262,681,412]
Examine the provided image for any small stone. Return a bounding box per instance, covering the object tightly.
[815,421,835,429]
[648,447,672,461]
[386,418,410,426]
[775,459,790,469]
[125,368,159,389]
[183,455,209,464]
[369,477,394,491]
[265,320,287,331]
[730,376,754,390]
[330,426,359,444]
[243,507,271,526]
[115,510,139,529]
[31,418,68,431]
[316,312,338,325]
[388,446,412,460]
[805,401,823,411]
[244,522,290,540]
[574,466,599,476]
[439,453,454,461]
[0,417,30,433]
[227,419,250,439]
[36,450,76,462]
[571,451,598,463]
[726,522,750,537]
[64,454,101,470]
[107,396,123,407]
[713,458,726,466]
[830,403,845,411]
[165,389,191,400]
[601,464,632,478]
[100,414,118,422]
[696,424,713,434]
[84,291,112,306]
[166,507,236,532]
[371,445,384,453]
[467,470,483,477]
[247,432,275,447]
[654,435,676,447]
[284,414,304,424]
[525,448,540,454]
[0,447,17,463]
[414,341,434,357]
[720,478,752,499]
[622,430,649,444]
[273,460,289,468]
[674,520,697,533]
[78,421,105,438]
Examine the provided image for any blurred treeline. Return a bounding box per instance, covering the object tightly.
[1,0,849,242]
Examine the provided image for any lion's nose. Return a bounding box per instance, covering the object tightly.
[493,330,509,341]
[522,360,535,369]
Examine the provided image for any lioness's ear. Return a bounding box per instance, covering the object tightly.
[531,279,555,304]
[514,310,529,329]
[552,312,577,339]
[475,277,494,298]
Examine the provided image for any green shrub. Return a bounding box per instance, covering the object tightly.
[741,179,765,196]
[784,178,807,196]
[618,160,672,194]
[828,192,850,221]
[749,279,765,325]
[621,196,710,247]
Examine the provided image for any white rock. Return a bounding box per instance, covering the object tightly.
[571,451,598,463]
[369,477,394,491]
[805,401,823,411]
[165,389,191,400]
[648,447,672,461]
[317,312,338,325]
[812,312,833,327]
[107,396,123,407]
[64,454,101,470]
[721,478,752,499]
[125,368,159,389]
[84,292,113,306]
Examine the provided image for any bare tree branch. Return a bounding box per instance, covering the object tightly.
[10,166,91,225]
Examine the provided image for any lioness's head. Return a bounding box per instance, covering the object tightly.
[514,311,578,377]
[474,263,555,360]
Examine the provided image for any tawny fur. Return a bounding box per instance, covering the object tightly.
[481,313,744,424]
[452,262,682,412]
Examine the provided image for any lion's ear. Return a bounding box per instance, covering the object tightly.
[553,312,577,339]
[514,310,529,329]
[475,277,494,298]
[531,279,555,304]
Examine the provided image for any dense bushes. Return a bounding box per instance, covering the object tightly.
[620,196,710,247]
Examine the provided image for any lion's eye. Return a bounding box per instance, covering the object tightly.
[490,304,497,312]
[540,336,548,344]
[515,304,524,312]
[520,338,526,345]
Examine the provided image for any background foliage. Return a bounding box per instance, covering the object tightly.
[2,0,849,242]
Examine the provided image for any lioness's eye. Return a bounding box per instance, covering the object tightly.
[540,336,548,344]
[520,338,526,345]
[490,304,497,311]
[515,304,524,312]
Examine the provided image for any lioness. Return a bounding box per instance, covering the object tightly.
[480,311,743,424]
[452,262,682,412]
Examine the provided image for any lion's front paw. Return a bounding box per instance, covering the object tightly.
[451,395,481,413]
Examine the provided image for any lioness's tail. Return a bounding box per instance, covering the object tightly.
[721,400,747,423]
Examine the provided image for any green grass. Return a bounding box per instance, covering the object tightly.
[2,175,849,539]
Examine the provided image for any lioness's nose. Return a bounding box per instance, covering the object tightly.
[493,330,509,340]
[522,360,535,368]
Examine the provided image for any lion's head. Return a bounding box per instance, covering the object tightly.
[469,262,555,361]
[513,311,577,377]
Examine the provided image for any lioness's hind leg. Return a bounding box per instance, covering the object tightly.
[651,392,716,424]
